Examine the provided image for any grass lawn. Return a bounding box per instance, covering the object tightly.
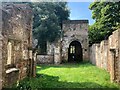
[17,62,120,89]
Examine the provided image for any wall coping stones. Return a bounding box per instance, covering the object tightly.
[63,20,89,24]
[6,68,19,74]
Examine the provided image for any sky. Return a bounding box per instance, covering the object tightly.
[0,1,95,25]
[68,2,95,25]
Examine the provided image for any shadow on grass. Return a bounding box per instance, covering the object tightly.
[35,74,104,88]
[14,74,118,89]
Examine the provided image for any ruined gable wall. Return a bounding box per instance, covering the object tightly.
[37,20,89,64]
[62,20,89,61]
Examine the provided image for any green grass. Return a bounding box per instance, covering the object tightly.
[16,62,120,89]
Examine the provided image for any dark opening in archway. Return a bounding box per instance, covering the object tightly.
[68,41,83,62]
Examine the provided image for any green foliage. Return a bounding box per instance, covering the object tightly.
[15,78,31,90]
[13,63,120,89]
[30,2,69,49]
[89,1,120,45]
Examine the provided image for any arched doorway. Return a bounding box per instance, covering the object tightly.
[68,41,83,62]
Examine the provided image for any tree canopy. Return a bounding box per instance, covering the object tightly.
[30,2,69,54]
[89,1,120,45]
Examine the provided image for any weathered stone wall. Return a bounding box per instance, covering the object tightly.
[62,20,89,61]
[90,29,120,83]
[37,55,54,64]
[37,20,89,64]
[108,30,119,83]
[53,41,61,64]
[38,40,61,64]
[0,3,3,89]
[47,41,54,55]
[2,3,33,87]
[118,29,120,83]
[90,44,99,65]
[90,40,108,70]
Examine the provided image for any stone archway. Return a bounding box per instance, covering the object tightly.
[68,41,83,62]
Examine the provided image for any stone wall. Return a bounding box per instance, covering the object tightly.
[37,40,61,64]
[37,55,54,64]
[90,40,108,70]
[118,29,120,83]
[62,20,89,61]
[1,3,33,88]
[0,3,3,89]
[54,41,61,64]
[90,29,120,83]
[37,20,89,64]
[108,30,119,83]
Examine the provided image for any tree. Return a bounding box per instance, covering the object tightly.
[89,1,120,45]
[30,2,69,54]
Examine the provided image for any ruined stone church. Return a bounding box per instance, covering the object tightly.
[35,13,120,84]
[1,3,120,89]
[37,20,89,64]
